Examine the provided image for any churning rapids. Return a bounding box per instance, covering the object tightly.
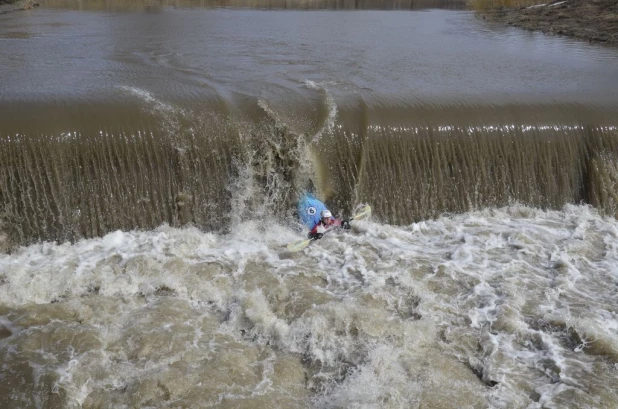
[2,1,618,408]
[2,206,618,408]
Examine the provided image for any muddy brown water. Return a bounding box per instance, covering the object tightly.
[1,1,618,248]
[2,2,618,409]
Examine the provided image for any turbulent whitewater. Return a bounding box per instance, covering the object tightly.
[2,2,618,408]
[2,205,618,408]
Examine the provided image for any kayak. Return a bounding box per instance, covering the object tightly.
[297,192,328,229]
[288,196,372,252]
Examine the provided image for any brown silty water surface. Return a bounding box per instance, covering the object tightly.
[1,2,618,246]
[1,2,618,408]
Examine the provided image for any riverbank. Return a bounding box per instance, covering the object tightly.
[478,0,618,44]
[0,0,38,14]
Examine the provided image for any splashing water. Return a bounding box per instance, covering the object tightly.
[1,204,618,408]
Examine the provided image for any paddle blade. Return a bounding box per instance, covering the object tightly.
[287,238,312,252]
[352,205,372,221]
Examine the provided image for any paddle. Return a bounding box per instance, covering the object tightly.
[286,205,372,252]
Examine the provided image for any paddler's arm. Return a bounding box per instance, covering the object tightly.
[307,223,324,240]
[332,218,351,230]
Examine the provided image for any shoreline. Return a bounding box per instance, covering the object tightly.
[478,0,618,44]
[0,0,39,14]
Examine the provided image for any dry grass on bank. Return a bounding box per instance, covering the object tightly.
[468,0,544,10]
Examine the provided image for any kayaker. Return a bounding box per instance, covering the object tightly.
[307,209,350,240]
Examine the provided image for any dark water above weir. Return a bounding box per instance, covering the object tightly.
[2,3,618,104]
[2,5,618,408]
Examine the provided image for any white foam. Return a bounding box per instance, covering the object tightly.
[2,204,618,407]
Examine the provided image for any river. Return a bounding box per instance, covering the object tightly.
[1,1,618,408]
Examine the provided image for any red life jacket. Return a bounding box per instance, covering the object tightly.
[310,217,342,235]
